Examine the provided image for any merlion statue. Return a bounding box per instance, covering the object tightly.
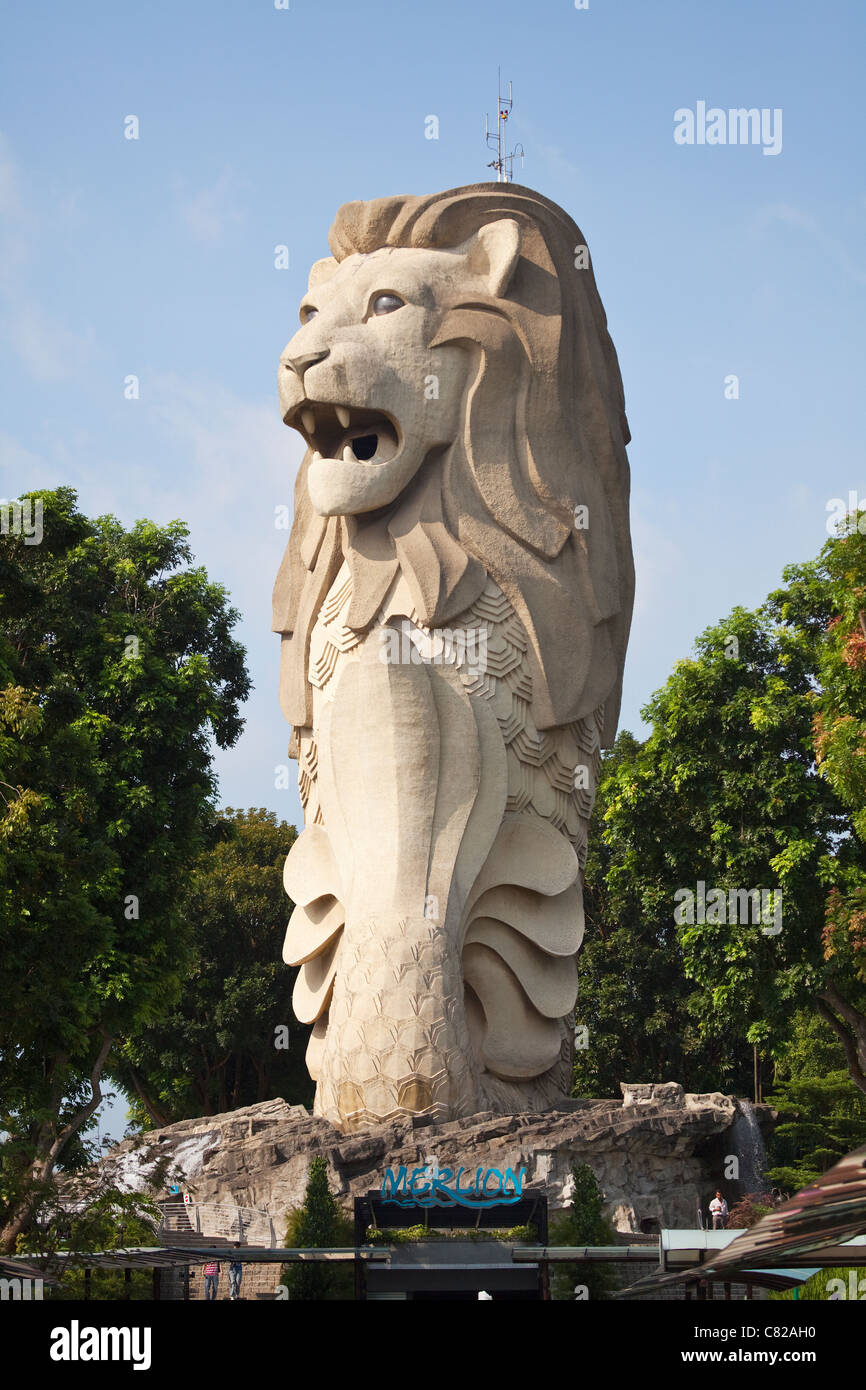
[273,183,634,1133]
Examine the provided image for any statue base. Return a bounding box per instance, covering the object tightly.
[101,1083,774,1233]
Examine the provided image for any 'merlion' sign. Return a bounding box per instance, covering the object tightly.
[380,1164,527,1209]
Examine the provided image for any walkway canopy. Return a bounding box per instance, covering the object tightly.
[620,1144,866,1295]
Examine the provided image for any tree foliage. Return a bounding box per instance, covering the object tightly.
[280,1157,352,1301]
[765,1011,866,1190]
[602,605,846,1055]
[575,734,752,1098]
[579,522,866,1099]
[726,1192,777,1229]
[0,488,249,1250]
[776,517,866,1084]
[114,808,311,1125]
[549,1163,618,1300]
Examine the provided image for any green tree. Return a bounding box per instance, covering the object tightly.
[765,1011,866,1190]
[280,1157,353,1301]
[767,1074,866,1191]
[598,585,866,1091]
[574,733,752,1098]
[18,1169,160,1301]
[549,1163,618,1300]
[114,808,311,1124]
[773,516,866,1087]
[0,488,250,1250]
[787,514,866,828]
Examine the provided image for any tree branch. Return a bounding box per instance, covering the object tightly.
[127,1067,169,1129]
[821,982,866,1041]
[816,994,866,1094]
[40,1033,114,1178]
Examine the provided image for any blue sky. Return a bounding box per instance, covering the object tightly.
[2,2,864,1135]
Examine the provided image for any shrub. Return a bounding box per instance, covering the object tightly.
[548,1163,619,1300]
[280,1157,353,1300]
[726,1192,777,1229]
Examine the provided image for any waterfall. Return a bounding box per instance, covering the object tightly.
[730,1100,768,1195]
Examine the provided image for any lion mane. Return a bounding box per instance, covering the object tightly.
[272,181,634,753]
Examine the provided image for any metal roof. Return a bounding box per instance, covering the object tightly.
[387,1241,536,1270]
[697,1146,866,1274]
[662,1229,746,1250]
[5,1247,205,1272]
[614,1143,866,1295]
[3,1246,388,1272]
[0,1254,59,1285]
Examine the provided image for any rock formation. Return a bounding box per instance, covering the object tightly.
[100,1086,772,1233]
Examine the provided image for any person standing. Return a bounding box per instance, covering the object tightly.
[203,1259,221,1301]
[709,1191,728,1230]
[228,1244,244,1301]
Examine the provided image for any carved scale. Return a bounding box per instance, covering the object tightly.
[283,561,603,1131]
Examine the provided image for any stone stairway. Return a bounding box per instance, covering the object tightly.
[158,1201,277,1251]
[157,1201,283,1300]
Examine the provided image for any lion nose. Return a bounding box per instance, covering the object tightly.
[283,347,330,385]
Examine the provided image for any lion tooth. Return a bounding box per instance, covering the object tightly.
[343,443,355,463]
[336,406,350,429]
[312,449,323,465]
[301,409,316,436]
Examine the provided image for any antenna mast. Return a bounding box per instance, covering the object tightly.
[485,69,524,183]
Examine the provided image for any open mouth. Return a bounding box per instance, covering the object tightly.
[289,401,400,466]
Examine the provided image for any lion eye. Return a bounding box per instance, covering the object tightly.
[300,306,318,325]
[371,293,405,316]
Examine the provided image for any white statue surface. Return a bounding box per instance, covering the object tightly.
[273,183,634,1132]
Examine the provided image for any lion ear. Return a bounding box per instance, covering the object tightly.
[462,218,521,297]
[308,256,339,290]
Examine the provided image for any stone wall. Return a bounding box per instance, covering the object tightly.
[100,1083,774,1235]
[159,1262,286,1301]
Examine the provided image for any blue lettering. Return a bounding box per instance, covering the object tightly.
[381,1161,526,1209]
[503,1166,526,1197]
[483,1168,503,1196]
[381,1166,409,1202]
[409,1167,430,1197]
[430,1167,455,1206]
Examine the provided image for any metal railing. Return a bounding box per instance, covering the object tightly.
[158,1201,277,1249]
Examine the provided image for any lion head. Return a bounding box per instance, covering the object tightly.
[273,182,634,745]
